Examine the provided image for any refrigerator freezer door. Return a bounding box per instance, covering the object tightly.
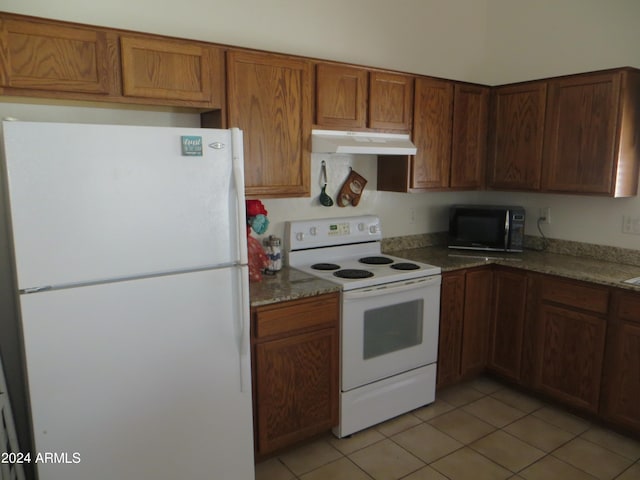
[2,121,245,290]
[19,268,254,480]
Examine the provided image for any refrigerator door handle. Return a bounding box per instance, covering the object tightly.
[231,128,248,266]
[237,265,251,393]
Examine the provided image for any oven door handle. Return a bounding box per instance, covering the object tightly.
[343,275,441,299]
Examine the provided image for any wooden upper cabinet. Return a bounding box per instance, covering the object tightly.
[120,35,224,108]
[450,83,489,189]
[487,82,547,190]
[0,14,225,108]
[227,50,312,198]
[369,71,414,131]
[542,69,640,197]
[315,63,367,129]
[315,65,412,132]
[0,16,116,96]
[378,79,487,192]
[410,77,454,190]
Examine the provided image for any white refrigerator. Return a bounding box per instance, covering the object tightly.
[1,121,255,480]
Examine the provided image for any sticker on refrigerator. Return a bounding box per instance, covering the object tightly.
[181,136,203,156]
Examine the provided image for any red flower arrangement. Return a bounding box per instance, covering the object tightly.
[245,199,269,282]
[246,199,269,235]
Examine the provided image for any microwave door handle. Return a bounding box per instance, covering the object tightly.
[504,209,510,250]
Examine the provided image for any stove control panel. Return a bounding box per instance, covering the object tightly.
[285,215,383,251]
[328,222,351,236]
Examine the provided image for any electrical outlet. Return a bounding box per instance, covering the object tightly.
[409,207,416,225]
[622,216,640,235]
[539,207,551,224]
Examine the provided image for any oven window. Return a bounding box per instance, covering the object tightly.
[363,299,424,359]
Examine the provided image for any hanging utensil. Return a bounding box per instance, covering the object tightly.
[319,160,334,207]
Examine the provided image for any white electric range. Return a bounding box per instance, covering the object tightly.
[285,215,442,437]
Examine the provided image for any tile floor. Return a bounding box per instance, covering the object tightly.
[255,377,640,480]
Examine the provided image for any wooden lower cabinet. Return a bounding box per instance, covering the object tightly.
[536,304,606,413]
[601,290,640,432]
[251,293,339,457]
[438,267,640,437]
[437,267,492,389]
[460,268,493,375]
[437,271,465,388]
[487,268,528,381]
[532,275,609,414]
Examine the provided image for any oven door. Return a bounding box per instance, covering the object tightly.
[341,275,441,391]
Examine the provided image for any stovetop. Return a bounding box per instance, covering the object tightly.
[285,216,441,291]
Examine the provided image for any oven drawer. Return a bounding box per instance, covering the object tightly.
[253,293,340,339]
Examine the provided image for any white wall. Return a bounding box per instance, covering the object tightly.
[1,0,490,83]
[484,0,640,84]
[481,0,640,250]
[2,0,640,249]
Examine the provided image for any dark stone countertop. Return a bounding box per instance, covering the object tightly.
[388,246,640,292]
[249,267,341,308]
[249,246,640,307]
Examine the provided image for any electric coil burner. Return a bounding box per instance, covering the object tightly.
[334,269,374,279]
[391,262,420,270]
[285,215,442,438]
[311,263,340,271]
[359,256,394,265]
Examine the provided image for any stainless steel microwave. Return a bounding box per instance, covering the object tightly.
[448,205,525,252]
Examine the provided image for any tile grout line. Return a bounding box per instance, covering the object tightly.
[441,381,640,479]
[260,378,640,480]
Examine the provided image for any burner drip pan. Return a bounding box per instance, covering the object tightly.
[311,263,341,271]
[359,256,394,265]
[390,262,420,270]
[334,269,374,279]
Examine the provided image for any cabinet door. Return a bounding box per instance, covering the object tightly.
[542,72,621,194]
[487,268,527,381]
[450,83,489,189]
[254,328,338,455]
[369,71,414,131]
[601,291,640,432]
[487,82,547,190]
[315,63,367,129]
[411,77,454,190]
[460,268,492,377]
[0,17,116,95]
[227,50,312,198]
[120,36,223,107]
[536,304,606,413]
[437,271,465,389]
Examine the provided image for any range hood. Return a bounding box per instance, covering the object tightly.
[311,129,417,155]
